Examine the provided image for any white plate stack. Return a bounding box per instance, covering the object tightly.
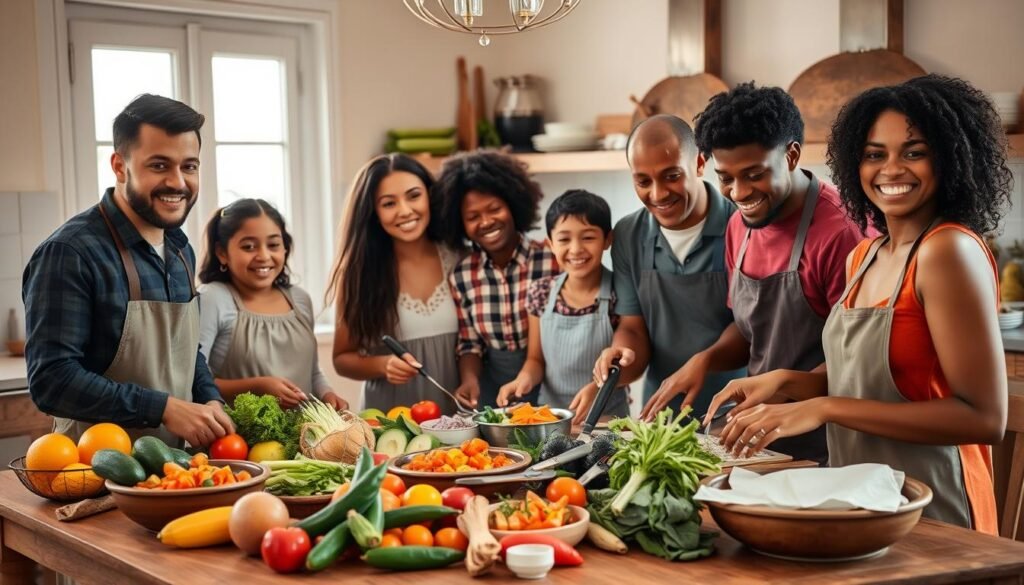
[990,92,1020,131]
[532,122,599,152]
[999,308,1023,330]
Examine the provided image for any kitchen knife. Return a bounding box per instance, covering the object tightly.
[454,468,556,486]
[578,454,611,486]
[381,335,476,416]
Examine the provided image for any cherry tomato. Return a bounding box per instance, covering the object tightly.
[546,477,587,507]
[209,433,248,460]
[441,486,475,511]
[372,452,390,465]
[261,526,311,574]
[410,400,442,424]
[402,484,442,507]
[379,534,403,548]
[381,473,407,496]
[402,524,434,546]
[434,527,469,551]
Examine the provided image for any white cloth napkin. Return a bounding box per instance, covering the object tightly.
[694,464,908,512]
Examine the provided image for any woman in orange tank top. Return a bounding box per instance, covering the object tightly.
[703,75,1011,534]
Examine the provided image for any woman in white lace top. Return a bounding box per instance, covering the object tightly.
[326,154,462,413]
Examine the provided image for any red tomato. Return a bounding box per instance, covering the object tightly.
[261,527,311,573]
[210,433,248,460]
[546,477,587,507]
[410,400,441,424]
[372,452,390,466]
[441,486,475,511]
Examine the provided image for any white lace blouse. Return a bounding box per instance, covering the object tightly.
[394,244,459,342]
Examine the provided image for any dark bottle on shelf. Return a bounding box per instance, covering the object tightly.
[493,75,544,152]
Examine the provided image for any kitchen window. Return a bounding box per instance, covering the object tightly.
[65,3,332,307]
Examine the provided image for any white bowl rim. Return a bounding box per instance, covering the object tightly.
[474,407,574,427]
[420,417,479,430]
[486,502,590,537]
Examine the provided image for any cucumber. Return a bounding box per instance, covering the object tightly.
[363,546,465,570]
[131,436,175,476]
[91,449,146,486]
[376,429,408,457]
[382,506,459,529]
[405,433,440,453]
[296,461,388,537]
[400,415,422,436]
[168,448,192,469]
[305,520,351,572]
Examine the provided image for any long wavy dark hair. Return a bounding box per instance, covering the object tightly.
[826,74,1012,235]
[198,198,293,286]
[324,154,443,349]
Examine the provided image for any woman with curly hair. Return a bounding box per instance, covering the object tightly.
[326,154,462,413]
[435,151,560,408]
[705,75,1010,533]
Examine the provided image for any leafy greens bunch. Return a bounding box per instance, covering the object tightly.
[225,392,301,458]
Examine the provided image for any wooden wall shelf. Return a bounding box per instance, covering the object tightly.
[413,134,1024,177]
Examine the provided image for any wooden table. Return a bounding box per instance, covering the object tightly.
[3,472,1024,584]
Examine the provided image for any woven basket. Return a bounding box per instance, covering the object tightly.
[299,411,376,464]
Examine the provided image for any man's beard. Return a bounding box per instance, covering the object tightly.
[125,171,196,230]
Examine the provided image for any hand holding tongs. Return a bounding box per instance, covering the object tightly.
[382,335,478,417]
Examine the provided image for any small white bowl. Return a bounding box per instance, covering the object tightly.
[488,502,590,546]
[420,418,480,445]
[505,544,554,580]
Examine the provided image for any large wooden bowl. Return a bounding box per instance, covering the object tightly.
[701,471,932,561]
[388,448,531,497]
[106,460,268,532]
[278,494,332,519]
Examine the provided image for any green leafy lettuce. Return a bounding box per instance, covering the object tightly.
[225,392,301,458]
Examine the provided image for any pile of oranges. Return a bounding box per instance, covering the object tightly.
[24,423,131,498]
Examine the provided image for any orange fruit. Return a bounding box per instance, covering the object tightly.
[380,489,402,512]
[379,534,403,548]
[434,527,469,551]
[401,524,434,547]
[401,484,442,507]
[381,473,406,496]
[77,423,131,465]
[51,463,105,498]
[546,477,587,507]
[26,433,80,471]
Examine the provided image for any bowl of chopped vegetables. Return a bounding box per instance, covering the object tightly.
[420,415,480,446]
[488,493,589,546]
[475,405,572,448]
[262,458,353,519]
[389,439,531,496]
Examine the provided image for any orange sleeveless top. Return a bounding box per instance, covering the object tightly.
[844,222,998,535]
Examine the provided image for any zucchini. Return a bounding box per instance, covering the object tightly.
[305,520,351,572]
[363,546,465,571]
[295,461,387,537]
[131,436,174,476]
[382,505,460,529]
[90,448,146,486]
[168,448,192,469]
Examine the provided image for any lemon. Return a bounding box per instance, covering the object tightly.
[51,463,105,498]
[387,406,412,421]
[247,441,286,463]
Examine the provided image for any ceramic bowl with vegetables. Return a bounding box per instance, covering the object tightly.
[388,439,531,496]
[262,458,353,519]
[475,404,572,448]
[487,494,590,546]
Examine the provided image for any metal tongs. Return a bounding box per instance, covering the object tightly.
[381,335,479,417]
[455,365,622,486]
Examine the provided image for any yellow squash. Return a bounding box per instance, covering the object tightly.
[157,506,233,548]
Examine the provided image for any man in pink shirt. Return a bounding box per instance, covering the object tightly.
[639,83,866,464]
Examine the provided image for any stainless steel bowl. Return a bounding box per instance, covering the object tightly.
[474,407,574,447]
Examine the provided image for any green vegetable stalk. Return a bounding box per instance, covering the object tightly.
[263,458,354,496]
[225,393,301,458]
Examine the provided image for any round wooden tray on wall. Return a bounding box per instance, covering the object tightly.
[789,49,927,143]
[631,72,730,128]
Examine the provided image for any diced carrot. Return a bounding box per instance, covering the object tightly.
[189,453,209,468]
[235,470,251,481]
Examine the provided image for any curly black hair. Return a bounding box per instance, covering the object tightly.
[693,82,804,157]
[433,150,544,248]
[826,74,1011,236]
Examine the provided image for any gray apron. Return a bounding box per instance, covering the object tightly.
[364,331,461,415]
[638,225,744,416]
[730,179,828,464]
[823,222,972,528]
[214,285,318,396]
[539,270,628,417]
[53,204,197,448]
[479,348,537,409]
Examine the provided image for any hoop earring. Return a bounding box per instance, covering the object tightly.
[219,264,228,272]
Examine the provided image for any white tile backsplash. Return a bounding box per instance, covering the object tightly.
[0,193,20,235]
[0,235,22,280]
[19,191,62,236]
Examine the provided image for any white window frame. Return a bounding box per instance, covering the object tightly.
[33,0,343,316]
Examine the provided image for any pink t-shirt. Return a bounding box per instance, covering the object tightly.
[725,178,867,319]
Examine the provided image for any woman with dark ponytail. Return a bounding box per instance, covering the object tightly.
[326,154,462,413]
[198,198,346,409]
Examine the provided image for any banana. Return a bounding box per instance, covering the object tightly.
[157,506,233,548]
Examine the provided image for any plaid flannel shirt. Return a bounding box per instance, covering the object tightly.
[448,237,560,356]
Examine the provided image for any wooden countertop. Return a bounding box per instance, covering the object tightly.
[2,472,1023,585]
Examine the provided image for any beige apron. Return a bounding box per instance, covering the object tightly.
[730,178,828,464]
[52,205,198,449]
[823,221,972,528]
[213,285,318,396]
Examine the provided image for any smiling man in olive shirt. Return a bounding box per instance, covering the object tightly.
[23,94,233,448]
[593,115,745,417]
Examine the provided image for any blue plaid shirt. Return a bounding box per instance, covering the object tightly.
[23,189,221,429]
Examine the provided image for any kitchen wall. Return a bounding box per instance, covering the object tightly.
[0,0,45,192]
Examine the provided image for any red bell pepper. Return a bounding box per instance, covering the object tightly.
[499,534,584,566]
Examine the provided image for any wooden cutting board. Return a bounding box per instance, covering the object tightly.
[630,72,730,128]
[789,49,926,143]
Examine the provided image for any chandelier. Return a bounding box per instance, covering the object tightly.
[403,0,582,46]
